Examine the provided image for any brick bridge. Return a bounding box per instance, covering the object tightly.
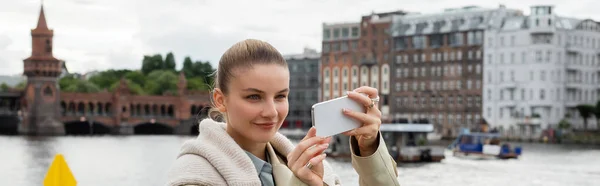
[0,5,216,136]
[0,77,212,135]
[57,78,212,135]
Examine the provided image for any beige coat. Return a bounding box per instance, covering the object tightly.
[166,119,400,186]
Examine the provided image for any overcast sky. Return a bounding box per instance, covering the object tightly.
[1,0,599,76]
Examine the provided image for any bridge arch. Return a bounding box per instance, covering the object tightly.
[63,120,111,135]
[133,122,173,135]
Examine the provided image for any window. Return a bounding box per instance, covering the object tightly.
[476,80,481,89]
[351,27,359,37]
[511,35,516,46]
[541,70,546,81]
[546,50,552,63]
[540,89,545,100]
[487,89,492,100]
[341,28,349,38]
[476,64,481,74]
[487,54,493,64]
[413,36,426,49]
[468,50,473,60]
[323,29,331,39]
[530,71,534,81]
[511,70,515,82]
[333,28,340,38]
[43,86,53,96]
[395,55,402,64]
[450,33,463,46]
[476,50,481,59]
[536,51,542,62]
[467,80,472,89]
[510,53,515,64]
[522,52,526,63]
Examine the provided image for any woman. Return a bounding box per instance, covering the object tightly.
[167,39,400,186]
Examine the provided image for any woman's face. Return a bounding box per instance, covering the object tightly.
[217,64,289,143]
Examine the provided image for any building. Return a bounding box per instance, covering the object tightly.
[483,5,600,137]
[389,5,522,137]
[321,11,406,121]
[284,48,320,129]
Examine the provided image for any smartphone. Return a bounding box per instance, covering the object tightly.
[311,95,364,137]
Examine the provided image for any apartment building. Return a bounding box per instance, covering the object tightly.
[389,6,521,137]
[484,5,600,136]
[284,48,321,129]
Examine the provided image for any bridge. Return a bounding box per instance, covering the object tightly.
[0,76,213,135]
[0,92,21,135]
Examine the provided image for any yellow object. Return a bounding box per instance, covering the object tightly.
[43,154,77,186]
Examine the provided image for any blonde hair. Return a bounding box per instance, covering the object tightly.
[208,39,287,122]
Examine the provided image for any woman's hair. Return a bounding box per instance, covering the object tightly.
[208,39,288,122]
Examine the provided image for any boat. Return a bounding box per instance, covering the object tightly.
[448,131,522,160]
[326,119,445,163]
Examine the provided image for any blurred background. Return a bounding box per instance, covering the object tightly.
[1,0,600,185]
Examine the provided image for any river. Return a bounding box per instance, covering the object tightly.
[1,135,599,186]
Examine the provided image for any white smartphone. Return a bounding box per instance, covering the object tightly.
[311,95,365,137]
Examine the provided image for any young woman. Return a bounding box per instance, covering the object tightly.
[167,39,400,186]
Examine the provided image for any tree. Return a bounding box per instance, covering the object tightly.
[14,81,26,89]
[558,119,571,130]
[164,52,176,72]
[59,74,80,90]
[576,105,595,131]
[63,79,101,93]
[109,79,146,95]
[124,71,147,87]
[187,77,209,91]
[0,83,9,92]
[182,57,194,77]
[88,69,133,89]
[144,70,178,95]
[141,54,164,75]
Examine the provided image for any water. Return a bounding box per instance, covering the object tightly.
[1,135,599,186]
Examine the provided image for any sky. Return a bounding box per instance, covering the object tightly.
[1,0,600,76]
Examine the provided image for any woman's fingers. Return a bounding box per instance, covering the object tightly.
[287,135,330,169]
[342,108,379,125]
[301,127,317,141]
[352,86,379,99]
[291,142,329,172]
[346,91,373,109]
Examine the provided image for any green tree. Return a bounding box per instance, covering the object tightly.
[63,79,101,93]
[164,52,176,72]
[141,54,164,75]
[0,83,9,92]
[144,70,178,95]
[124,71,147,87]
[558,119,571,130]
[187,77,209,91]
[59,74,80,90]
[88,70,132,89]
[182,56,194,77]
[14,81,26,89]
[109,79,146,95]
[576,105,595,131]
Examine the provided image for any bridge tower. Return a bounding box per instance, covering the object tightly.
[19,5,65,135]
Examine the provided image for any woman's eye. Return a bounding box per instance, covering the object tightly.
[246,95,261,100]
[276,95,287,99]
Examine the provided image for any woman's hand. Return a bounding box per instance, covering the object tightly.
[287,127,331,186]
[342,86,382,156]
